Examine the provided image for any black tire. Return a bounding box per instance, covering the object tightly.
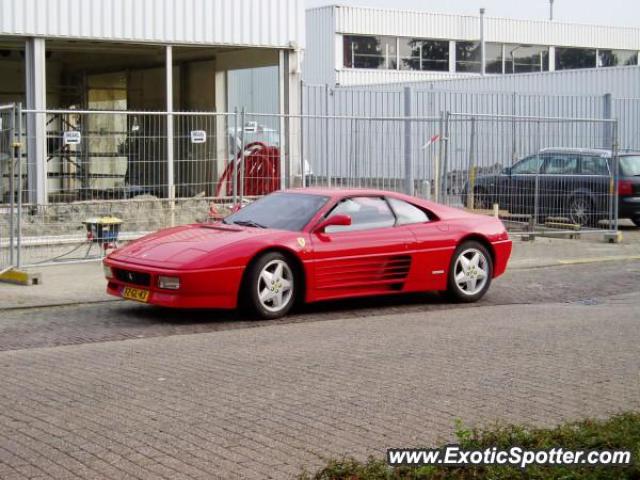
[244,252,297,319]
[447,241,493,303]
[568,194,594,227]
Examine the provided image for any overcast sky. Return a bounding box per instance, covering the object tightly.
[305,0,640,28]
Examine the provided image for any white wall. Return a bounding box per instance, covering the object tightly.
[0,0,305,49]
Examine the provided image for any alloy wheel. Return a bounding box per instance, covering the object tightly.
[256,259,294,313]
[453,248,490,296]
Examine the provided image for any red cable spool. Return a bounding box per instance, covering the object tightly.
[216,142,281,199]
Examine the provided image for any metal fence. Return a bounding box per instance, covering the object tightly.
[0,104,623,267]
[0,104,17,273]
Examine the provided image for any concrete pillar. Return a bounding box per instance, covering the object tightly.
[25,37,47,204]
[214,69,228,188]
[279,49,302,188]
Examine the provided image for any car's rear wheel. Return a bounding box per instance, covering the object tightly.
[246,252,296,319]
[568,195,593,227]
[447,241,493,303]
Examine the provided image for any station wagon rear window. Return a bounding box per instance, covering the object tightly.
[620,156,640,177]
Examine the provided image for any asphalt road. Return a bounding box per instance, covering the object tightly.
[0,260,639,479]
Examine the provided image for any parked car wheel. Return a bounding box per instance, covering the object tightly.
[447,241,493,303]
[568,194,594,227]
[246,252,297,319]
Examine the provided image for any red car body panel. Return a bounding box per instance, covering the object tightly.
[104,188,512,309]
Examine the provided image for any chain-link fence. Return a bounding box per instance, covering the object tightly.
[3,106,623,266]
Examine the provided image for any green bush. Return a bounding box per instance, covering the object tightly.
[299,412,640,480]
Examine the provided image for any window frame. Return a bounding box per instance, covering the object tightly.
[323,196,399,234]
[510,155,544,175]
[386,197,431,226]
[541,153,579,175]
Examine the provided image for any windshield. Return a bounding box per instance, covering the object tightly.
[223,192,329,231]
[620,156,640,177]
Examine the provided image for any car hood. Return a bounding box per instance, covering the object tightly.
[109,223,275,268]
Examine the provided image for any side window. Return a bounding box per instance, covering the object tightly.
[543,155,578,174]
[326,197,396,233]
[581,156,609,175]
[511,155,543,174]
[388,198,430,225]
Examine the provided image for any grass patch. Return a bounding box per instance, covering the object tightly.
[299,412,640,479]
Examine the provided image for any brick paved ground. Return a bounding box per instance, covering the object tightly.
[0,262,639,478]
[0,260,639,352]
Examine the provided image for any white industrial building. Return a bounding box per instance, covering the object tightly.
[0,0,304,203]
[303,4,640,86]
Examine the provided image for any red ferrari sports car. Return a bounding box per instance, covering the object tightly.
[103,188,512,319]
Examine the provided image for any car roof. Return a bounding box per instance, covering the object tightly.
[538,147,612,157]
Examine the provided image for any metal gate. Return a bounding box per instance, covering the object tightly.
[0,104,17,273]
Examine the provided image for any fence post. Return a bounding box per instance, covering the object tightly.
[612,120,620,233]
[441,112,451,204]
[466,116,477,210]
[8,104,15,266]
[165,45,175,227]
[232,108,239,206]
[403,86,414,195]
[325,84,331,187]
[239,108,246,204]
[16,103,23,268]
[435,111,445,203]
[300,80,306,188]
[603,93,613,148]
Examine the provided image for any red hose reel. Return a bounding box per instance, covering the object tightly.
[216,142,281,198]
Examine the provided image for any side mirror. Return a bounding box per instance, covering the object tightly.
[502,166,512,175]
[314,214,352,233]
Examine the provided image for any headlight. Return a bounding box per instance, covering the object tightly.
[158,276,180,290]
[103,265,113,279]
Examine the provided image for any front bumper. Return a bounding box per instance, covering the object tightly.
[104,258,244,309]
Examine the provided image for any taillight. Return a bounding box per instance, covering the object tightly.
[618,180,633,196]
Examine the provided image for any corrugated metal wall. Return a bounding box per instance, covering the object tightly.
[0,0,304,48]
[228,66,279,130]
[302,7,336,86]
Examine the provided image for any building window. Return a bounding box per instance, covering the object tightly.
[399,38,449,71]
[455,41,482,72]
[598,49,638,67]
[343,35,397,70]
[484,43,504,74]
[555,47,597,70]
[504,44,550,73]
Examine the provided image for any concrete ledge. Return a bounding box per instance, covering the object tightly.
[0,269,42,286]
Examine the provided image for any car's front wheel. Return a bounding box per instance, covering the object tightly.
[246,252,297,319]
[447,241,493,303]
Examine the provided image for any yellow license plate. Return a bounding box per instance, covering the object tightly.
[122,286,150,303]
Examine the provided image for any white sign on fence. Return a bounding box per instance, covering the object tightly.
[63,131,82,145]
[190,130,207,144]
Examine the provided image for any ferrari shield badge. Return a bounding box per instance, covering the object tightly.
[297,237,306,249]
